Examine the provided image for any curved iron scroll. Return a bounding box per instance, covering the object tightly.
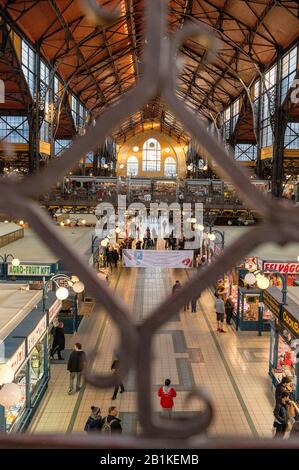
[0,0,299,446]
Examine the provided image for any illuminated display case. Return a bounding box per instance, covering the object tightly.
[5,364,27,431]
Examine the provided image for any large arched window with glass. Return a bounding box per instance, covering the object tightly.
[127,156,138,176]
[164,156,176,177]
[142,138,161,171]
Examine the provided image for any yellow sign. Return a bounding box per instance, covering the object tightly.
[263,290,280,317]
[282,309,299,337]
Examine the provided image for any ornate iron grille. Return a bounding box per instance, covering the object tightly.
[0,0,299,448]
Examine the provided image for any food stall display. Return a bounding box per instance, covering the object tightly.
[264,287,299,400]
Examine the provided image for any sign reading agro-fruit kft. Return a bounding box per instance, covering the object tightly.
[7,264,52,276]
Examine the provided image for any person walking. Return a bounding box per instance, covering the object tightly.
[184,300,190,312]
[273,391,290,438]
[172,280,182,295]
[101,406,122,434]
[111,356,125,400]
[215,293,226,333]
[112,249,119,268]
[191,297,198,313]
[67,342,86,395]
[84,406,103,433]
[50,321,65,360]
[158,379,177,419]
[225,296,235,325]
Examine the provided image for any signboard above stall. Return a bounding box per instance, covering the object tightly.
[6,342,26,375]
[27,315,47,353]
[263,289,281,318]
[48,299,62,323]
[263,262,299,274]
[281,307,299,338]
[7,264,54,277]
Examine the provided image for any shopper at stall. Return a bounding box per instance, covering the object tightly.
[50,321,65,360]
[225,296,235,325]
[67,343,86,395]
[215,293,226,333]
[172,280,182,294]
[84,406,103,433]
[101,406,122,433]
[275,377,292,404]
[111,356,125,400]
[157,378,177,418]
[273,391,290,438]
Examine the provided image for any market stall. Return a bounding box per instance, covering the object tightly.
[0,289,61,432]
[264,286,299,401]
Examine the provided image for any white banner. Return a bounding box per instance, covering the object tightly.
[122,250,193,268]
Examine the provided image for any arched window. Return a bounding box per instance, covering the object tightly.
[164,156,176,177]
[127,156,138,176]
[142,138,161,171]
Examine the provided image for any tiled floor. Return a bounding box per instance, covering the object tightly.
[29,267,275,437]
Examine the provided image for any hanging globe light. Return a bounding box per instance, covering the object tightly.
[0,364,14,386]
[208,233,216,241]
[0,383,22,407]
[244,272,257,286]
[71,275,80,283]
[257,275,270,290]
[11,258,20,267]
[72,281,85,294]
[56,287,69,300]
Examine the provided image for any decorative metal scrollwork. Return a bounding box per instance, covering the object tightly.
[0,0,299,447]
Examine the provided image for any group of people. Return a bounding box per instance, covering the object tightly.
[84,406,122,434]
[214,279,235,333]
[172,280,198,313]
[273,376,299,438]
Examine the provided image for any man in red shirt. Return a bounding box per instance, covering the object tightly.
[157,378,177,418]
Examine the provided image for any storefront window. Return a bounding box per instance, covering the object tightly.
[273,335,296,390]
[243,294,259,321]
[29,339,45,399]
[5,364,27,431]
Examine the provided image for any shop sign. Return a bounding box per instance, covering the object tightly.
[263,290,280,317]
[6,342,26,375]
[7,264,52,277]
[263,262,299,274]
[48,299,62,323]
[282,308,299,337]
[27,316,47,352]
[244,257,258,272]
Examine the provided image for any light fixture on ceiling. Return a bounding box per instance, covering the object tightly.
[133,146,139,152]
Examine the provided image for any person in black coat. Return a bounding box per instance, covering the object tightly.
[67,342,86,394]
[50,322,65,360]
[275,376,292,404]
[225,296,234,325]
[273,391,290,438]
[84,406,103,433]
[111,357,125,400]
[112,249,119,268]
[102,406,122,433]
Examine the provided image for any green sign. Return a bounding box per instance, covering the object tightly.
[8,264,52,277]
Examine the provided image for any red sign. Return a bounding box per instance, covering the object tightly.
[263,262,299,274]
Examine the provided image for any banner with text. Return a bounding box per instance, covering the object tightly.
[122,250,193,268]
